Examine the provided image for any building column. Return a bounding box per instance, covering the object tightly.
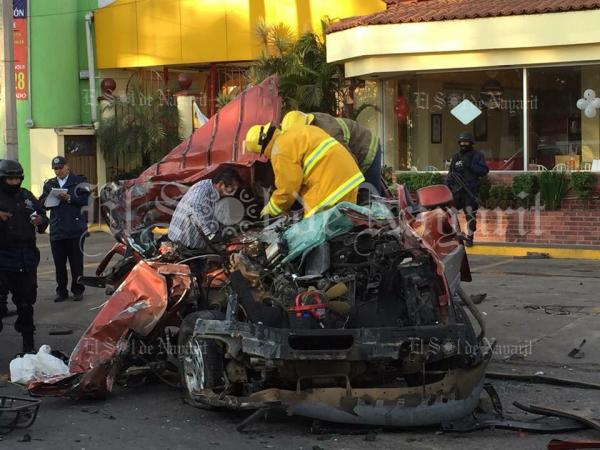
[581,66,600,163]
[522,68,529,170]
[0,0,18,159]
[176,94,194,139]
[209,63,217,117]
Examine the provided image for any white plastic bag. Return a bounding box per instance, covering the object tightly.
[10,344,70,385]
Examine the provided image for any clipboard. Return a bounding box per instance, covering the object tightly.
[44,188,68,208]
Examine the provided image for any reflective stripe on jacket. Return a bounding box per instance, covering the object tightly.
[311,112,379,172]
[264,125,364,218]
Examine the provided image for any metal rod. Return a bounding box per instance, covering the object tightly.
[379,79,385,165]
[85,12,98,125]
[26,0,33,128]
[522,68,528,171]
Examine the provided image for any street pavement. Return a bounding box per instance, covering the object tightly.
[1,232,599,449]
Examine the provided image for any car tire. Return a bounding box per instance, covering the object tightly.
[453,302,478,347]
[452,302,481,365]
[178,310,225,409]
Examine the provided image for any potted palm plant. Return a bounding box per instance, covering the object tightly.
[97,82,181,180]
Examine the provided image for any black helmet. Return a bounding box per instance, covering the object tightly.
[0,159,24,178]
[457,132,474,143]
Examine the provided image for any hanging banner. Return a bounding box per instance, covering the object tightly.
[13,0,28,100]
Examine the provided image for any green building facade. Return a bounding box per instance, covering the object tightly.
[13,0,99,194]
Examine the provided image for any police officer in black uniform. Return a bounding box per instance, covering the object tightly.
[0,159,7,316]
[0,159,48,353]
[0,159,6,313]
[40,156,90,302]
[446,132,489,247]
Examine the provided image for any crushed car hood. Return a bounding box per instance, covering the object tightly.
[27,261,191,398]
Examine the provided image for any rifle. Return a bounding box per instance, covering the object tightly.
[448,171,478,202]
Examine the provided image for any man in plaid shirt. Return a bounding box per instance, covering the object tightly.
[168,168,242,249]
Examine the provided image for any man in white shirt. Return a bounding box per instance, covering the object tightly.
[168,168,242,250]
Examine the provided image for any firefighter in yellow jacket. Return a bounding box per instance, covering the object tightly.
[244,123,364,219]
[281,111,383,196]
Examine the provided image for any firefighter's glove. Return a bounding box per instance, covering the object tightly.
[260,205,271,218]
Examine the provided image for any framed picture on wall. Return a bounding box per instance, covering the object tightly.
[431,113,442,144]
[474,110,488,141]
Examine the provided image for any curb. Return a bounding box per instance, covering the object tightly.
[87,224,110,233]
[466,244,600,260]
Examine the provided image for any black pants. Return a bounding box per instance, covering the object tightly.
[358,147,384,205]
[453,190,479,235]
[50,238,85,296]
[0,278,7,307]
[0,271,36,335]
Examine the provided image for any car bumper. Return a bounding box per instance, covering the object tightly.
[191,319,490,426]
[193,319,478,362]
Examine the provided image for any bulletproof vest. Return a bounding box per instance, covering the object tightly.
[0,188,37,247]
[453,149,481,191]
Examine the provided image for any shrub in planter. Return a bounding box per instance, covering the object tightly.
[511,173,539,209]
[539,171,569,210]
[382,165,395,189]
[395,172,444,192]
[478,176,491,206]
[571,172,595,201]
[485,185,514,210]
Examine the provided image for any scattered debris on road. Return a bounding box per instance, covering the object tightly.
[471,293,487,304]
[515,252,550,259]
[486,372,600,390]
[48,330,73,336]
[547,439,600,449]
[514,402,600,433]
[568,339,587,359]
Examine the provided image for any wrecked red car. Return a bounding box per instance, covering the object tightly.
[27,77,488,429]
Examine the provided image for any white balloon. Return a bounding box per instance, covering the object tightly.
[584,105,597,118]
[592,98,600,109]
[577,98,589,110]
[584,89,596,100]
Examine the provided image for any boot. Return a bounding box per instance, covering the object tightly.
[22,333,35,354]
[465,233,474,247]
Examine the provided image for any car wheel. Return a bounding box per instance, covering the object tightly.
[453,302,478,346]
[453,302,481,364]
[178,310,224,409]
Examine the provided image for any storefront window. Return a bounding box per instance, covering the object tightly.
[383,69,524,171]
[528,66,600,170]
[353,80,381,150]
[381,80,401,169]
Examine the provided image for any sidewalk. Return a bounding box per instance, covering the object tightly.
[467,243,600,260]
